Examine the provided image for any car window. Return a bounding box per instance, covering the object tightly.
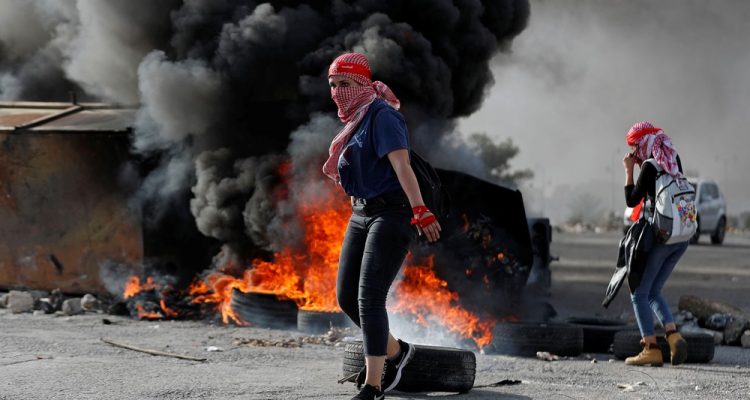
[701,183,719,201]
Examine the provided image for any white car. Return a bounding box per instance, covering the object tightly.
[622,179,726,245]
[689,178,727,245]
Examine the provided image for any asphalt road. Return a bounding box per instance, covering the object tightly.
[1,232,749,399]
[549,231,750,320]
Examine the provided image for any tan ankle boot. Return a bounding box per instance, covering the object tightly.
[625,340,663,367]
[666,331,688,365]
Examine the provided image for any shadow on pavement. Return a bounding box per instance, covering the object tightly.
[390,389,531,399]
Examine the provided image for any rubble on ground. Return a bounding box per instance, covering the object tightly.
[678,295,750,347]
[0,289,106,317]
[81,294,101,311]
[235,327,358,349]
[62,298,84,316]
[8,291,34,314]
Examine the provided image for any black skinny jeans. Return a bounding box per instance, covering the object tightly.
[336,193,413,356]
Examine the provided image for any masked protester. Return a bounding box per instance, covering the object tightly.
[323,52,441,400]
[622,121,689,366]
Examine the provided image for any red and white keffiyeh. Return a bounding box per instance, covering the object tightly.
[322,53,400,183]
[626,121,681,177]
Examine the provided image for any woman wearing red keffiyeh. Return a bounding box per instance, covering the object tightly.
[622,121,689,367]
[324,52,439,400]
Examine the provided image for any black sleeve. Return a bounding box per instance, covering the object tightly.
[624,162,657,207]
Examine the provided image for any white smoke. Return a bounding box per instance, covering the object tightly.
[460,0,750,222]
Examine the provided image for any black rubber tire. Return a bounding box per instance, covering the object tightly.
[612,330,715,363]
[230,290,298,329]
[297,310,351,334]
[711,217,726,245]
[342,341,475,393]
[489,322,583,357]
[564,317,634,353]
[690,217,701,244]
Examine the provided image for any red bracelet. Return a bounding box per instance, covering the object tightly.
[410,205,437,228]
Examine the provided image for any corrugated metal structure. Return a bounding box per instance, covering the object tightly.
[0,101,142,294]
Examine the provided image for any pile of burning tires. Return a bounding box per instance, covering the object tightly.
[230,290,352,334]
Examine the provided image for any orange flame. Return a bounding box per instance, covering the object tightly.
[137,161,504,349]
[187,171,351,322]
[160,299,179,318]
[123,276,159,299]
[393,256,496,348]
[135,304,163,320]
[189,273,250,325]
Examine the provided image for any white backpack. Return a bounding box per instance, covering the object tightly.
[644,159,697,244]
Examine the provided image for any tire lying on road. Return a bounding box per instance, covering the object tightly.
[297,310,351,334]
[230,290,298,329]
[613,330,715,363]
[342,341,475,393]
[489,322,584,357]
[564,317,635,353]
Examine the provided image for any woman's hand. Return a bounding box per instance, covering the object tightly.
[623,153,636,172]
[412,206,441,242]
[623,153,636,186]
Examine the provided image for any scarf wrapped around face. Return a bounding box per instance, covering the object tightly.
[322,53,400,183]
[626,121,681,176]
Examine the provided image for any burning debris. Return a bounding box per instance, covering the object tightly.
[391,256,498,349]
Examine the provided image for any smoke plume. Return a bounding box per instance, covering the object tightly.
[0,0,530,255]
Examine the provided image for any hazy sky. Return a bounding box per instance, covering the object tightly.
[459,0,750,224]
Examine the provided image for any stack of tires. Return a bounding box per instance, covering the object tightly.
[489,322,585,356]
[613,330,715,363]
[230,290,352,333]
[231,290,298,329]
[297,309,352,334]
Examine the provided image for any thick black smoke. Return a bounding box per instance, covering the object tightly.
[0,1,530,260]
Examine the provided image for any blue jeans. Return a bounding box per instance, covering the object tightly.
[630,241,689,337]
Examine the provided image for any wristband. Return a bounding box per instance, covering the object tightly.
[410,205,437,228]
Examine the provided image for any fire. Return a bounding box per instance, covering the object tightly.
[135,304,163,320]
[393,256,496,349]
[189,273,250,325]
[123,276,157,299]
[122,275,183,320]
[187,168,351,321]
[160,299,179,318]
[121,161,505,352]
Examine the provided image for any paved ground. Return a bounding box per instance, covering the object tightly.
[549,231,750,319]
[1,232,750,400]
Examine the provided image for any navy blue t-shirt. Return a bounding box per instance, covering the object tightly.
[337,99,409,199]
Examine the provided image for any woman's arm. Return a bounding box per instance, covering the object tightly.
[623,154,656,207]
[387,149,441,242]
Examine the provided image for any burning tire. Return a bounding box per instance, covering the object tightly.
[342,341,475,393]
[297,310,352,334]
[230,290,298,329]
[489,322,584,357]
[613,330,715,363]
[565,317,634,353]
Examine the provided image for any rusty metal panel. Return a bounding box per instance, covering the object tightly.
[0,130,142,294]
[29,109,138,132]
